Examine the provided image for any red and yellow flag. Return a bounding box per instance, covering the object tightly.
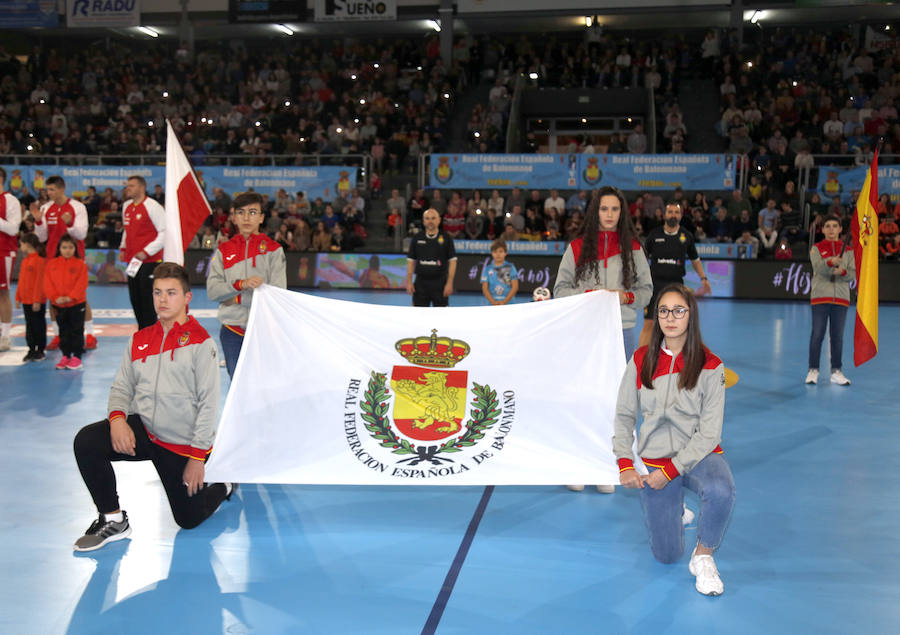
[851,149,879,366]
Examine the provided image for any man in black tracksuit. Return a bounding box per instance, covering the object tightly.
[405,208,458,307]
[638,200,712,347]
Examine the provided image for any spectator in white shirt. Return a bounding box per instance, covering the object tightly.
[544,189,565,215]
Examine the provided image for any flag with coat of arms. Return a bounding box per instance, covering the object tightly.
[204,287,626,485]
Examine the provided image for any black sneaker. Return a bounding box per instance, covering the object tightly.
[22,351,35,362]
[32,351,46,362]
[73,512,132,552]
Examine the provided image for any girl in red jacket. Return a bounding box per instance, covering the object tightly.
[44,234,88,370]
[14,233,46,362]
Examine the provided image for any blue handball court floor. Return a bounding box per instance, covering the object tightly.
[0,285,898,634]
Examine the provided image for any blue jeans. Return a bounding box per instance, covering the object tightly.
[639,453,735,564]
[808,303,848,371]
[220,325,244,379]
[623,328,636,362]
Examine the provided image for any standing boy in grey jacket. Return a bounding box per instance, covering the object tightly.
[72,263,234,552]
[206,192,286,378]
[806,215,855,386]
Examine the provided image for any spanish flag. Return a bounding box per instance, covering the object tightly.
[851,149,879,366]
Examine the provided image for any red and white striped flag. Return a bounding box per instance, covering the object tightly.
[163,120,212,264]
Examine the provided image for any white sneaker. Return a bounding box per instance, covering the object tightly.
[596,484,615,494]
[0,336,10,351]
[689,546,724,596]
[805,369,818,385]
[830,370,851,386]
[566,485,585,492]
[682,505,695,526]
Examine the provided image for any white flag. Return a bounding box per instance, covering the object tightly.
[205,287,625,485]
[163,120,212,264]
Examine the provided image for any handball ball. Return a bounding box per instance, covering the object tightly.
[532,287,551,302]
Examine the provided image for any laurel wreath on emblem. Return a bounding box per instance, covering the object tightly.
[360,371,500,458]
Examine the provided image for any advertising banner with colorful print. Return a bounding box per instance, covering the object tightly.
[427,154,736,191]
[315,253,409,289]
[205,287,625,485]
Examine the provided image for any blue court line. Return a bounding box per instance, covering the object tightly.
[422,485,495,635]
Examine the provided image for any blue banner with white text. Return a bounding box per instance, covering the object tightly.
[427,154,737,191]
[430,154,578,189]
[2,164,359,204]
[0,1,58,27]
[452,239,567,255]
[579,154,737,191]
[816,165,900,204]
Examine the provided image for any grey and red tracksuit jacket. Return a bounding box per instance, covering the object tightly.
[613,344,726,479]
[553,230,652,328]
[107,316,220,460]
[206,233,286,333]
[810,239,854,307]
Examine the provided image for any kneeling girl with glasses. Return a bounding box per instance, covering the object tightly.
[613,283,735,596]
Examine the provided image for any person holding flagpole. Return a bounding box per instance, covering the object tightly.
[120,175,166,330]
[805,215,854,386]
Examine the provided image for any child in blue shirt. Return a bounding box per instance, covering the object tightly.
[480,239,519,305]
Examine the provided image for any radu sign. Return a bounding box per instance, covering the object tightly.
[313,0,396,21]
[67,0,141,27]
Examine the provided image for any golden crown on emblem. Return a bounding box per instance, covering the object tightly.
[395,329,470,368]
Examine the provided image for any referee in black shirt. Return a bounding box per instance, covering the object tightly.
[638,200,713,347]
[405,208,458,306]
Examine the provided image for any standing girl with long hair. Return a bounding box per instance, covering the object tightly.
[555,185,653,495]
[614,283,735,596]
[553,185,652,360]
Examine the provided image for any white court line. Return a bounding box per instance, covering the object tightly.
[0,347,29,367]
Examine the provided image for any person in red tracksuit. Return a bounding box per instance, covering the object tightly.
[44,234,89,370]
[120,175,166,329]
[14,233,46,361]
[33,175,98,351]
